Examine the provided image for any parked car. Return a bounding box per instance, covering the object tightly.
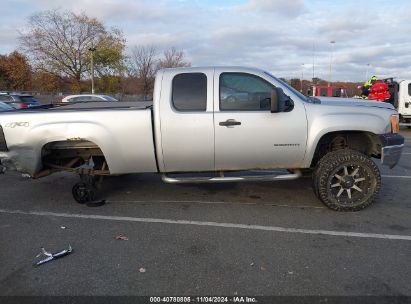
[61,94,118,103]
[0,93,40,109]
[0,66,404,211]
[0,102,13,112]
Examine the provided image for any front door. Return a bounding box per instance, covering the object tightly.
[213,71,307,171]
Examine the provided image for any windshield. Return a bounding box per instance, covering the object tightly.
[264,72,309,102]
[102,95,118,102]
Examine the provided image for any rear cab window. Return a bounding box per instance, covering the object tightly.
[172,73,207,111]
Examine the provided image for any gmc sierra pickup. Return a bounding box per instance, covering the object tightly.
[0,67,404,211]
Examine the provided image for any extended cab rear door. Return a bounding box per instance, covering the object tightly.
[156,68,215,172]
[213,69,307,170]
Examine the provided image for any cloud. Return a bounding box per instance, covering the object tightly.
[317,19,369,40]
[236,0,306,17]
[36,0,168,21]
[1,0,411,81]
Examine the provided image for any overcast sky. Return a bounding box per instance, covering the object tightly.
[1,0,410,81]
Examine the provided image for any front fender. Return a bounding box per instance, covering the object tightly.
[302,109,390,167]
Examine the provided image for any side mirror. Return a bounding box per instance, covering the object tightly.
[271,87,285,113]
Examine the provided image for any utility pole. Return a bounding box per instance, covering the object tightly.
[329,40,335,86]
[89,47,96,94]
[301,63,305,92]
[312,41,315,82]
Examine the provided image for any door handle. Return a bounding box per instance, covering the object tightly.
[219,119,241,127]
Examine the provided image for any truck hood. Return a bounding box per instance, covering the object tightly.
[316,97,395,110]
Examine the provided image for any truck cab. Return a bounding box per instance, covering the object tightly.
[154,67,308,172]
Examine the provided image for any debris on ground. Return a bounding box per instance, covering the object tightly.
[115,234,129,241]
[60,226,66,229]
[260,266,266,272]
[139,267,146,273]
[21,173,31,179]
[34,245,73,266]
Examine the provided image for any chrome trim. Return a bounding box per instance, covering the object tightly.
[161,170,301,184]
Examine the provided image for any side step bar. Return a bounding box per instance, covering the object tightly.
[161,170,301,184]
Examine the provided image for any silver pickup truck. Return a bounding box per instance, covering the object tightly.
[0,67,404,211]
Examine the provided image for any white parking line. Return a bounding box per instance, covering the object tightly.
[109,200,324,209]
[1,208,410,241]
[382,175,411,179]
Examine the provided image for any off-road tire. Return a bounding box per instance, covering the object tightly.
[312,155,329,199]
[314,149,381,211]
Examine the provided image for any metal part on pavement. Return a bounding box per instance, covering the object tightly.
[34,245,73,266]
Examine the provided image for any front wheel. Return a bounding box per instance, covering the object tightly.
[314,149,381,211]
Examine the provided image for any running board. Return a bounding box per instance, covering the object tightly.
[161,170,301,184]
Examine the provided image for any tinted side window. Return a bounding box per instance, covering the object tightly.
[172,73,207,111]
[219,73,274,111]
[20,96,39,104]
[69,97,87,102]
[83,96,93,101]
[0,95,12,101]
[408,83,411,96]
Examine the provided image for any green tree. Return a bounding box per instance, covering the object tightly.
[19,9,126,93]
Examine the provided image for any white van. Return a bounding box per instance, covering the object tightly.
[397,80,411,124]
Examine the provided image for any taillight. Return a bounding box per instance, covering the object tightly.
[20,103,29,108]
[390,114,399,134]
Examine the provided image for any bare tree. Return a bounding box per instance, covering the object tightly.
[157,47,191,69]
[19,9,125,92]
[129,46,157,99]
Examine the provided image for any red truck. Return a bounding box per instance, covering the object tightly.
[308,85,348,98]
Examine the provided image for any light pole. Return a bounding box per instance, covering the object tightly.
[89,47,96,94]
[365,63,370,81]
[329,40,335,86]
[312,41,315,82]
[301,63,305,92]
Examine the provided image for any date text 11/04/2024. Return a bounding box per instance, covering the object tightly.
[149,296,258,303]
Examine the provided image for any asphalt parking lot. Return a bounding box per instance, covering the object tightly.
[0,128,410,297]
